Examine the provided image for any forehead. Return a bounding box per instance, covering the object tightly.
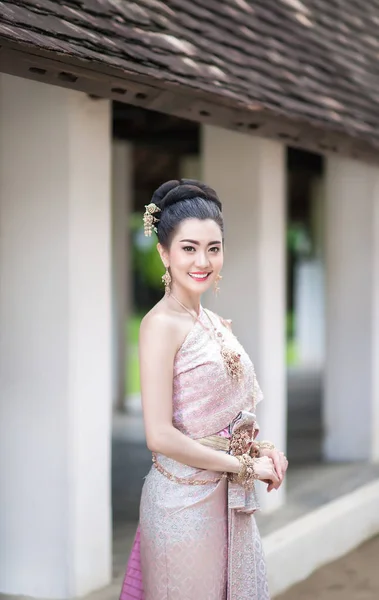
[172,218,222,242]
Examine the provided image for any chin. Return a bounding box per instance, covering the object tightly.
[188,279,214,294]
[180,275,214,295]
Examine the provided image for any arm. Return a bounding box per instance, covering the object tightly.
[139,312,240,475]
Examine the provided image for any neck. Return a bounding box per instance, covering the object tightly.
[168,285,201,315]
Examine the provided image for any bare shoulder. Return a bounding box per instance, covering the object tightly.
[140,302,198,355]
[140,305,177,340]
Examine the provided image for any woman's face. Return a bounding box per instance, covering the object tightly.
[159,218,224,297]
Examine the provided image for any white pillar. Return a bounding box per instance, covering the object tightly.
[202,126,287,510]
[0,75,112,597]
[324,156,379,461]
[112,141,133,411]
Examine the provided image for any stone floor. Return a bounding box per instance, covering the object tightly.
[276,535,379,600]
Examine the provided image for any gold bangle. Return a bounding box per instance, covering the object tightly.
[232,453,258,490]
[256,440,275,452]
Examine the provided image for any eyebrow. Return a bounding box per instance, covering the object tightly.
[179,239,222,246]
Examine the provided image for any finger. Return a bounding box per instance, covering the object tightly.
[268,478,281,492]
[280,458,287,474]
[272,453,283,479]
[270,467,281,485]
[281,456,288,468]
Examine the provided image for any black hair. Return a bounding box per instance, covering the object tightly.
[151,179,224,247]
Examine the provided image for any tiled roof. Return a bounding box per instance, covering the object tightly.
[2,0,379,151]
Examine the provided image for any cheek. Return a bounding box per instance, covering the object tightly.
[213,252,224,267]
[170,252,193,271]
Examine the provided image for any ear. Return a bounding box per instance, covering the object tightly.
[156,243,169,268]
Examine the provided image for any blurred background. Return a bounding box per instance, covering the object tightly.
[1,1,379,599]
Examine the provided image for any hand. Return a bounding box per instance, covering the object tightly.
[259,448,289,492]
[253,456,280,488]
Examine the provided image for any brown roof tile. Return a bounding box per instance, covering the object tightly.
[2,0,379,148]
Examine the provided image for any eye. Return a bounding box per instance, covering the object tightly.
[210,247,220,253]
[183,246,195,252]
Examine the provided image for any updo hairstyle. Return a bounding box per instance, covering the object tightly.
[151,179,224,247]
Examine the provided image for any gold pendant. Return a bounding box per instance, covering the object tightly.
[221,347,243,380]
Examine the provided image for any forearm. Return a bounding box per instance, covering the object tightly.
[147,426,240,474]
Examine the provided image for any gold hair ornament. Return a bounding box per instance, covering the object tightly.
[143,203,161,236]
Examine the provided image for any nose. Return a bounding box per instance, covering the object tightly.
[195,251,210,270]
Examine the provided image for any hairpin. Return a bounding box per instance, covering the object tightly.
[143,203,161,236]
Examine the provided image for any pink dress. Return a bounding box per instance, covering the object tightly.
[120,307,269,600]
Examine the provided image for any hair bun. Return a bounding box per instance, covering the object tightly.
[181,179,221,209]
[151,180,180,208]
[151,179,222,212]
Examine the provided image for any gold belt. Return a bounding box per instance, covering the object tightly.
[151,434,231,486]
[152,417,256,486]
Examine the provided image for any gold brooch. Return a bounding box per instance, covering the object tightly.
[143,203,161,237]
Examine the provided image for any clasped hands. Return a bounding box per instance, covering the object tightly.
[253,446,289,492]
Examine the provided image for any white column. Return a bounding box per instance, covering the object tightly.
[324,156,379,461]
[202,126,287,511]
[112,141,133,411]
[0,75,112,597]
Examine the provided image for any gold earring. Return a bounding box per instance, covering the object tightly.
[162,267,172,296]
[214,273,222,295]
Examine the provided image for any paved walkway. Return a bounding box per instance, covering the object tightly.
[276,535,379,600]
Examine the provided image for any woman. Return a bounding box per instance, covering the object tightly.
[120,179,288,600]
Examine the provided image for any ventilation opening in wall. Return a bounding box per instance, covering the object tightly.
[29,67,47,75]
[58,72,78,83]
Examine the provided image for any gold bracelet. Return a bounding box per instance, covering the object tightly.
[254,440,275,456]
[230,453,258,490]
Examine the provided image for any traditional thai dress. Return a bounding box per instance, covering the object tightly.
[120,307,270,600]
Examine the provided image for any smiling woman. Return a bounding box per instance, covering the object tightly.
[119,179,288,600]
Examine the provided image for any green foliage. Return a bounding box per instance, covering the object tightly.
[286,339,299,366]
[126,314,142,395]
[287,223,312,256]
[131,213,164,290]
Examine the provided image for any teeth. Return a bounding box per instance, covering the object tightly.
[189,273,209,279]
